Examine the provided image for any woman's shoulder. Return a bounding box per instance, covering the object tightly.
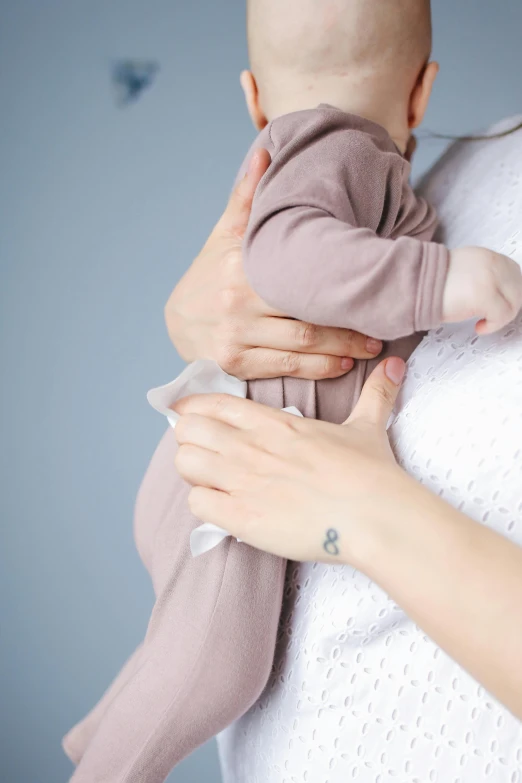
[419,115,522,190]
[418,116,522,200]
[417,115,522,252]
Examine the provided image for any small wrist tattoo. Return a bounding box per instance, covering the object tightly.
[323,528,340,557]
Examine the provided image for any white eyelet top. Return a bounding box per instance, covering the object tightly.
[218,117,522,783]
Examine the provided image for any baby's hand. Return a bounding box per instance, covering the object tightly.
[443,247,522,334]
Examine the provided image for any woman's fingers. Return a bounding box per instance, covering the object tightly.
[174,393,290,432]
[226,347,353,381]
[252,318,383,360]
[175,413,237,453]
[187,486,240,529]
[345,358,406,428]
[175,444,237,491]
[218,148,271,239]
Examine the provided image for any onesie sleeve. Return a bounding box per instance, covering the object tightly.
[243,117,450,340]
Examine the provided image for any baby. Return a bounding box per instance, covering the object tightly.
[64,1,522,780]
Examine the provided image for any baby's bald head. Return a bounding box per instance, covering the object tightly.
[246,0,433,124]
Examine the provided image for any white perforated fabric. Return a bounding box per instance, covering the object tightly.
[218,118,522,783]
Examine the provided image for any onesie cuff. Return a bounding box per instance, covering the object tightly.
[414,241,450,332]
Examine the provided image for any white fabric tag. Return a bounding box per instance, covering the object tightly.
[147,360,302,557]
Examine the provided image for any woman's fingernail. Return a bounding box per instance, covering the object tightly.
[366,338,383,355]
[385,358,406,386]
[341,358,354,370]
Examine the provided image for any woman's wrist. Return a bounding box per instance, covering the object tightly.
[352,467,510,653]
[344,465,423,572]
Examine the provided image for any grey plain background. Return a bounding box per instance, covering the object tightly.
[1,1,521,781]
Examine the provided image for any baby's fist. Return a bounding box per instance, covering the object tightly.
[443,247,522,334]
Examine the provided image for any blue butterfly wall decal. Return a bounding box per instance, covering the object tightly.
[112,60,160,105]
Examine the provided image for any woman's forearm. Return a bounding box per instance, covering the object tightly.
[358,473,522,718]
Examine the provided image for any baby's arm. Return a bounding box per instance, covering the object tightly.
[398,170,522,333]
[244,127,522,338]
[243,131,449,341]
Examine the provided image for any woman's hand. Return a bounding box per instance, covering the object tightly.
[165,149,382,381]
[173,357,408,565]
[174,358,522,719]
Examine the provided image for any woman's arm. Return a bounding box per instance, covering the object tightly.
[363,468,522,722]
[173,359,522,719]
[164,148,383,381]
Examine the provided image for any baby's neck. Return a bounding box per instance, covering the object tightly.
[265,80,409,154]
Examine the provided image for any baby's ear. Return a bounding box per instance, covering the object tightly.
[408,61,439,130]
[240,71,268,131]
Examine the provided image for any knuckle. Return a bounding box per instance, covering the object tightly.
[341,329,355,352]
[321,355,338,377]
[222,247,242,274]
[374,384,395,409]
[219,286,242,315]
[296,321,318,349]
[218,346,243,374]
[214,394,231,413]
[280,418,300,438]
[281,351,300,376]
[207,393,233,420]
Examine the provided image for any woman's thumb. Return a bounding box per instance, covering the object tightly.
[222,148,271,237]
[344,358,406,428]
